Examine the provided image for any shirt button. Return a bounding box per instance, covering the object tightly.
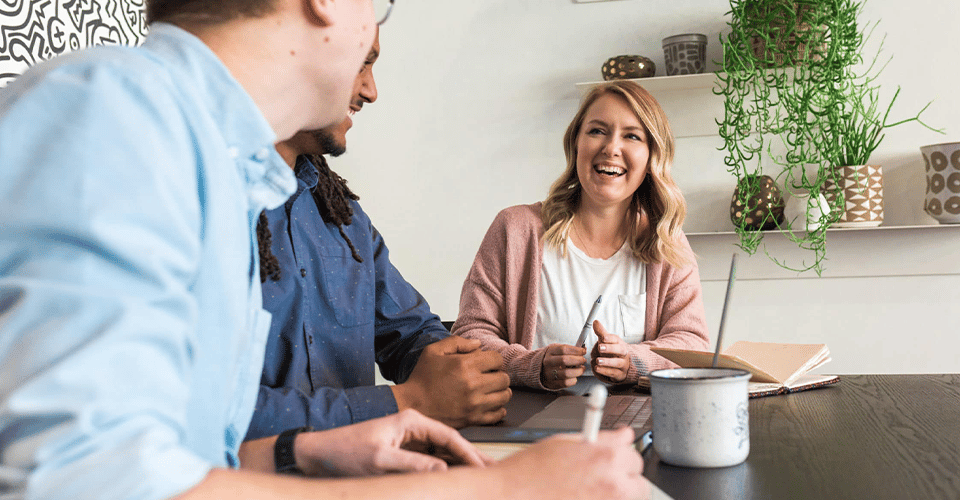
[300,268,307,277]
[227,146,239,159]
[254,148,270,161]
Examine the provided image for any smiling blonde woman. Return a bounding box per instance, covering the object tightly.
[452,80,710,391]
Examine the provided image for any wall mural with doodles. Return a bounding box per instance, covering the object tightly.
[0,0,147,88]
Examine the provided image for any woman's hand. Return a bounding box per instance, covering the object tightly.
[294,409,492,477]
[540,343,587,389]
[590,320,632,384]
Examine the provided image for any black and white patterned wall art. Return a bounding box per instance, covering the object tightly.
[0,0,148,87]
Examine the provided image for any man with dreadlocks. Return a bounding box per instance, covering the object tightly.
[245,31,512,444]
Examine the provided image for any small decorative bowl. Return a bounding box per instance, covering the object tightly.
[601,55,656,81]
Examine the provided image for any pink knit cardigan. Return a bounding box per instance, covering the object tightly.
[451,203,710,390]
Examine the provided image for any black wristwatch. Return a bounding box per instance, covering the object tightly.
[274,426,312,474]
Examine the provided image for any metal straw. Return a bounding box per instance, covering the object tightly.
[712,253,739,368]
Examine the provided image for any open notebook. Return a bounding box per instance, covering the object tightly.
[649,341,839,397]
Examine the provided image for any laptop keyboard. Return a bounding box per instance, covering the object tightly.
[600,395,652,429]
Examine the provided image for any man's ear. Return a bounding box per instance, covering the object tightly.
[304,0,333,27]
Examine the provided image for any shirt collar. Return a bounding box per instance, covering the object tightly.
[142,23,296,211]
[294,155,321,190]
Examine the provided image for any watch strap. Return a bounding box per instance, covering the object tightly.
[274,426,312,474]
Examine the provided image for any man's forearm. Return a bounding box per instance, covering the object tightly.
[177,465,508,500]
[238,437,278,474]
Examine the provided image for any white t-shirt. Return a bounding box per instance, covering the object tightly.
[535,237,647,372]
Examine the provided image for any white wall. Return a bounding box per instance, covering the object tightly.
[340,0,960,375]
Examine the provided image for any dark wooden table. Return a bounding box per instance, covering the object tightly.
[498,374,960,500]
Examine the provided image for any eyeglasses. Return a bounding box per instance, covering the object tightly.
[375,0,395,26]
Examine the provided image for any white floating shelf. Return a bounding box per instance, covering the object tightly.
[687,223,960,281]
[575,72,720,94]
[686,223,960,237]
[575,73,723,139]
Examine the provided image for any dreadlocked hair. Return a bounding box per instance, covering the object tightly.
[307,154,363,263]
[257,154,363,283]
[257,210,282,282]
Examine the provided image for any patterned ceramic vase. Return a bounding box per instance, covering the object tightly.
[920,142,960,224]
[823,165,884,227]
[601,55,656,80]
[662,34,707,76]
[730,175,785,231]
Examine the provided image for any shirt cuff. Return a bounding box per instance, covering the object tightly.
[341,385,399,424]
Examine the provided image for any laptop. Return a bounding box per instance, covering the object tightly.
[459,376,652,443]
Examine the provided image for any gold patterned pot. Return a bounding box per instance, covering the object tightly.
[601,55,656,81]
[823,165,884,227]
[730,175,785,231]
[921,142,960,224]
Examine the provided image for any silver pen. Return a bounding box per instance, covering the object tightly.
[575,295,603,348]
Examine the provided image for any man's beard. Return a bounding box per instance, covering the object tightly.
[313,128,346,157]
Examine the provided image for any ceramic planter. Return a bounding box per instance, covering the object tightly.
[920,142,960,224]
[783,190,830,231]
[746,1,827,68]
[730,174,785,231]
[662,34,707,76]
[823,165,884,227]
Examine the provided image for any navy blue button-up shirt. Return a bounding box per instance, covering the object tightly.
[246,156,449,439]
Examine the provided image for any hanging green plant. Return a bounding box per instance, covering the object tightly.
[819,36,942,169]
[715,0,941,274]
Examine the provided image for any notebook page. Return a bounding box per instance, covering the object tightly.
[723,341,829,386]
[649,347,780,383]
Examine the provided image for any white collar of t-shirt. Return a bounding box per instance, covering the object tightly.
[535,238,647,370]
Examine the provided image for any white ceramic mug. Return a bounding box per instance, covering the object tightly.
[648,368,751,468]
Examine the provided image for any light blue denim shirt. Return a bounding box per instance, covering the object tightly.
[0,23,296,500]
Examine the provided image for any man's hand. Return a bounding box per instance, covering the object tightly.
[590,320,631,384]
[540,343,587,390]
[294,409,492,477]
[392,336,511,428]
[497,426,649,500]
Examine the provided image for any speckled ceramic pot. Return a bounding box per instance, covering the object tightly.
[730,174,785,230]
[921,142,960,224]
[601,55,656,80]
[649,368,751,468]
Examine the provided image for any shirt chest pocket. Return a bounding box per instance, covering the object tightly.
[618,294,646,344]
[318,254,375,328]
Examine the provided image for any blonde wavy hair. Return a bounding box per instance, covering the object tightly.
[541,80,690,268]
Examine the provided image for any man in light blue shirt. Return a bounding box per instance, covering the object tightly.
[0,1,650,499]
[0,0,456,498]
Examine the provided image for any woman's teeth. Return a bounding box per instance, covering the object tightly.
[594,165,626,177]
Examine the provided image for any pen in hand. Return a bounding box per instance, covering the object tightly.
[582,384,607,442]
[575,295,603,348]
[639,430,653,454]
